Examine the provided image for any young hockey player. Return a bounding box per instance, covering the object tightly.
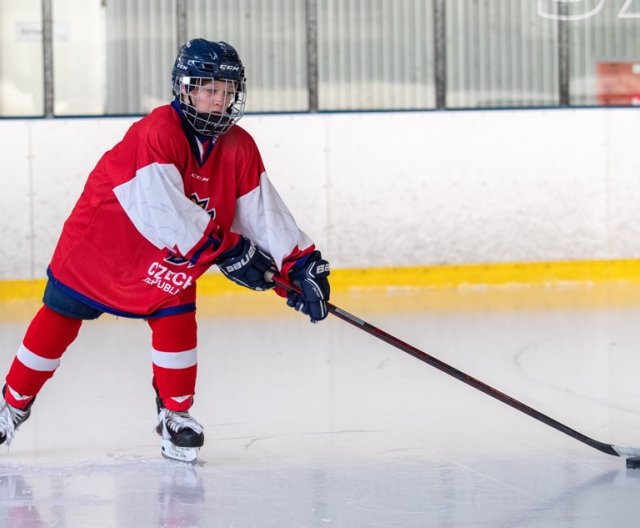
[0,38,330,462]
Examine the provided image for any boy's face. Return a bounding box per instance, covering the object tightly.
[186,79,236,115]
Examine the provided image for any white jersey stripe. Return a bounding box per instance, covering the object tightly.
[231,171,313,269]
[151,348,198,369]
[113,162,211,255]
[16,344,61,372]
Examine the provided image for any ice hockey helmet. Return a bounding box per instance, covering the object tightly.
[172,39,246,136]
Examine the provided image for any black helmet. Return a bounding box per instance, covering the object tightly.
[172,39,246,136]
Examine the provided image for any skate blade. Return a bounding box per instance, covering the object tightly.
[160,438,200,463]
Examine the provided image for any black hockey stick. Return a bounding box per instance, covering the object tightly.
[273,275,640,461]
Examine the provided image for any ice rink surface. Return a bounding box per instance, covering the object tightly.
[0,286,640,527]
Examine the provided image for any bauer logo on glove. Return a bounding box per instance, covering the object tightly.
[217,236,276,291]
[220,242,257,273]
[286,251,331,323]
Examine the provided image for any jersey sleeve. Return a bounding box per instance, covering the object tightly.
[229,135,315,272]
[110,121,231,266]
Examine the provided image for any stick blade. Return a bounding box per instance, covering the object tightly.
[613,445,640,458]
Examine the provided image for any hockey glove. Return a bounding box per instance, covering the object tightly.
[286,251,331,323]
[217,236,276,291]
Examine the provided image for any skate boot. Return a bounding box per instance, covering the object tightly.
[0,386,34,447]
[155,396,204,463]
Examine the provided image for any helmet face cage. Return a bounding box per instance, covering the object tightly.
[174,75,246,136]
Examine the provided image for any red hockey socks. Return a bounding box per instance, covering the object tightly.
[148,312,198,412]
[5,305,82,409]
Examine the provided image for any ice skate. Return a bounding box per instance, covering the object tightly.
[155,397,204,463]
[0,386,34,447]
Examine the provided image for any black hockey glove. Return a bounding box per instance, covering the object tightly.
[286,251,330,323]
[217,236,276,291]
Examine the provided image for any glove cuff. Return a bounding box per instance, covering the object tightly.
[289,250,323,280]
[216,236,247,262]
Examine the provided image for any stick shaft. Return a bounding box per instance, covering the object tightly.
[275,276,619,457]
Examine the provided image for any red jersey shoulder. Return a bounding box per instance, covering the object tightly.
[218,125,259,153]
[95,105,190,186]
[217,124,264,173]
[134,105,190,164]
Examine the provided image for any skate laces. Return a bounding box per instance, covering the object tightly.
[157,408,204,435]
[0,401,27,447]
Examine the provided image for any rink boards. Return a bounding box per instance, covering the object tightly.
[2,259,640,321]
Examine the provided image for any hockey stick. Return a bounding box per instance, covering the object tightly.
[273,275,640,461]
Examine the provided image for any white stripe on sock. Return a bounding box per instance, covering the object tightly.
[16,343,61,372]
[170,395,192,403]
[151,348,197,369]
[7,385,32,401]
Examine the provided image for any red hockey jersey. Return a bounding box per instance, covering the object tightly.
[48,103,314,317]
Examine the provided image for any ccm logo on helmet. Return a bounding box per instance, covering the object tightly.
[220,65,240,71]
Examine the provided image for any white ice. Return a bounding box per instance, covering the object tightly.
[0,288,640,527]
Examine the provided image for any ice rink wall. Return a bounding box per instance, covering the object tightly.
[1,107,639,293]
